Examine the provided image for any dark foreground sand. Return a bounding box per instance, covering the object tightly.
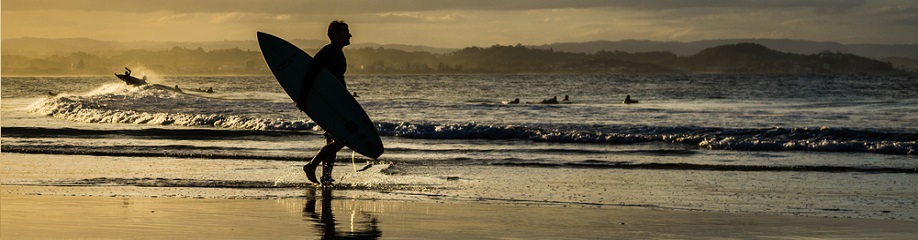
[3,191,917,239]
[3,153,917,239]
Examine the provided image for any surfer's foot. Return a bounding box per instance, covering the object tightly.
[320,160,335,186]
[319,176,335,187]
[304,162,320,184]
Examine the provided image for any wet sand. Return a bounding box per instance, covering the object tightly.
[3,152,918,239]
[4,192,918,239]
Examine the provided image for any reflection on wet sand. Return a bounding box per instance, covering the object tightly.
[304,188,382,239]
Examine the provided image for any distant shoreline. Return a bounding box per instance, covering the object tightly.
[3,43,909,75]
[3,72,915,78]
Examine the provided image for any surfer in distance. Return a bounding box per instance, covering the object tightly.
[114,67,148,86]
[623,95,639,104]
[541,96,559,104]
[300,20,353,185]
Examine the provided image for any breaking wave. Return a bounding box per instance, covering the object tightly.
[25,84,918,155]
[377,122,916,155]
[29,84,317,131]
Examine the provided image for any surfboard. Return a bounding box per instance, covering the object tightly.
[257,32,384,159]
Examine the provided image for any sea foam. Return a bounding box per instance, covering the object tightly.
[29,84,317,131]
[27,83,918,155]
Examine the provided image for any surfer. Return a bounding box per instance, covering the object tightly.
[300,20,353,185]
[623,95,639,104]
[115,67,147,86]
[541,96,559,104]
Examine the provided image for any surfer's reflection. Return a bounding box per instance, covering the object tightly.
[304,188,382,239]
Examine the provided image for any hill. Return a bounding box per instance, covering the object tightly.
[665,43,896,73]
[6,37,918,60]
[1,42,898,75]
[534,39,918,59]
[0,37,456,57]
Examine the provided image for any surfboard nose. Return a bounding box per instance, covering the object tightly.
[256,32,272,42]
[256,32,282,53]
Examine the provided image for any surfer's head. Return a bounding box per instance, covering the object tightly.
[328,20,351,47]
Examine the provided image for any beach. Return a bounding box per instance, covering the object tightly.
[3,74,918,239]
[5,0,918,237]
[3,153,918,239]
[4,194,918,240]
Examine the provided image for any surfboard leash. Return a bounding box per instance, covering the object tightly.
[351,151,357,172]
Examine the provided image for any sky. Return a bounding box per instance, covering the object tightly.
[2,0,917,48]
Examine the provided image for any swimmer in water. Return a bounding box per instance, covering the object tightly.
[623,95,639,104]
[541,96,559,104]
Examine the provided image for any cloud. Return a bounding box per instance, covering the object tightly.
[155,11,293,25]
[376,12,464,23]
[3,0,914,45]
[871,5,918,24]
[273,14,292,21]
[3,0,870,14]
[158,13,193,22]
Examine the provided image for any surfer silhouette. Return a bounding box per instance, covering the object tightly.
[541,96,559,104]
[623,95,639,104]
[124,67,132,76]
[301,20,353,185]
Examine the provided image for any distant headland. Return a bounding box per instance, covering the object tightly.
[2,37,914,75]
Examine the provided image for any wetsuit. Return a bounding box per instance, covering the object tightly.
[301,43,347,99]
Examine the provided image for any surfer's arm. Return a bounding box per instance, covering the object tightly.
[297,59,324,108]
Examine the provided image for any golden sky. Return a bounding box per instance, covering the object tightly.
[3,0,917,47]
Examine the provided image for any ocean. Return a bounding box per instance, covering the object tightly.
[2,73,918,220]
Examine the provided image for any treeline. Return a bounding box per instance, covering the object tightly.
[2,47,267,75]
[1,43,898,75]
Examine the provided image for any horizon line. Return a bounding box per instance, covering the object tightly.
[4,36,917,49]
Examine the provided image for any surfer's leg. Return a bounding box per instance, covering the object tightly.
[305,137,344,184]
[304,136,331,183]
[319,141,345,185]
[321,158,335,184]
[304,156,321,184]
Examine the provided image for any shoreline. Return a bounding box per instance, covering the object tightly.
[3,147,918,238]
[3,151,918,220]
[3,72,914,78]
[4,191,918,239]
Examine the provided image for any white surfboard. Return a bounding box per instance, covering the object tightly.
[257,32,384,159]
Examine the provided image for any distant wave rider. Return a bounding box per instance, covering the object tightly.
[623,95,639,104]
[114,67,147,86]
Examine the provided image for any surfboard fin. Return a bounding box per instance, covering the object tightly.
[356,163,374,172]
